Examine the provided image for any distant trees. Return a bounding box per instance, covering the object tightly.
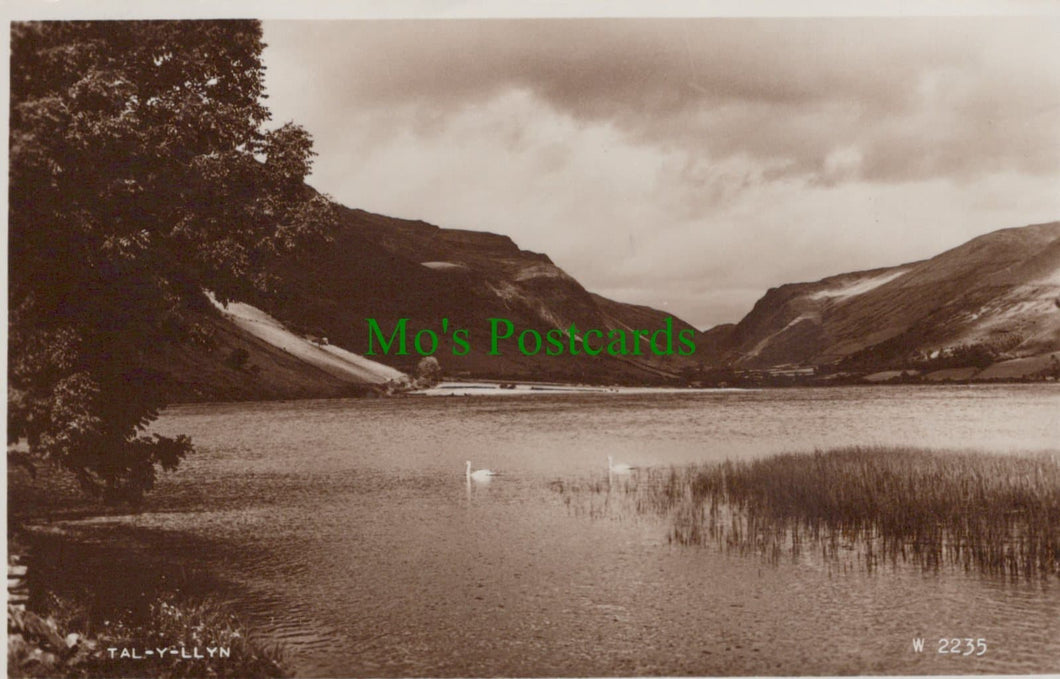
[8,20,336,503]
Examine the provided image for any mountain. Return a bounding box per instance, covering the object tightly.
[152,201,1058,398]
[702,221,1060,377]
[248,202,704,385]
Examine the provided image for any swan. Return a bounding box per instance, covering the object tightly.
[466,461,496,482]
[608,455,635,474]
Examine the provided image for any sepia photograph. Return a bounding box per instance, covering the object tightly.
[5,2,1060,677]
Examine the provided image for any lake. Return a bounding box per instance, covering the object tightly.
[32,385,1060,676]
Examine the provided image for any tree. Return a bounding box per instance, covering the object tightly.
[416,356,443,387]
[8,20,337,503]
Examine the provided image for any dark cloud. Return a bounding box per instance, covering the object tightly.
[266,17,1060,186]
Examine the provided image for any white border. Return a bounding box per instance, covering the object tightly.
[4,0,1060,21]
[3,4,1058,679]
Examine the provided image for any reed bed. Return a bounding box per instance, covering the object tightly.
[554,447,1060,578]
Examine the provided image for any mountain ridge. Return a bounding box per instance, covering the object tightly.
[150,202,1060,398]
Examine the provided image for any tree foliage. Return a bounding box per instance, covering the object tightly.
[9,20,336,503]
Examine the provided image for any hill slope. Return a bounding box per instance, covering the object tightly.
[145,305,381,403]
[702,221,1060,373]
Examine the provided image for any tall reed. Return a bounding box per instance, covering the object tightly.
[555,447,1060,577]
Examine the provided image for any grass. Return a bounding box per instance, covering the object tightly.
[553,447,1060,578]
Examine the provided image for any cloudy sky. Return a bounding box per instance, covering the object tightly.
[261,16,1060,329]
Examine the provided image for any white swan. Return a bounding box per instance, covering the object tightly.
[466,461,496,482]
[608,455,634,474]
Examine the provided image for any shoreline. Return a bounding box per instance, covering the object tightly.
[149,379,1060,410]
[413,381,751,396]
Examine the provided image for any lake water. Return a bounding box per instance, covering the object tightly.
[34,385,1060,676]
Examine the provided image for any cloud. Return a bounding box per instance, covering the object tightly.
[261,17,1060,329]
[266,18,1060,186]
